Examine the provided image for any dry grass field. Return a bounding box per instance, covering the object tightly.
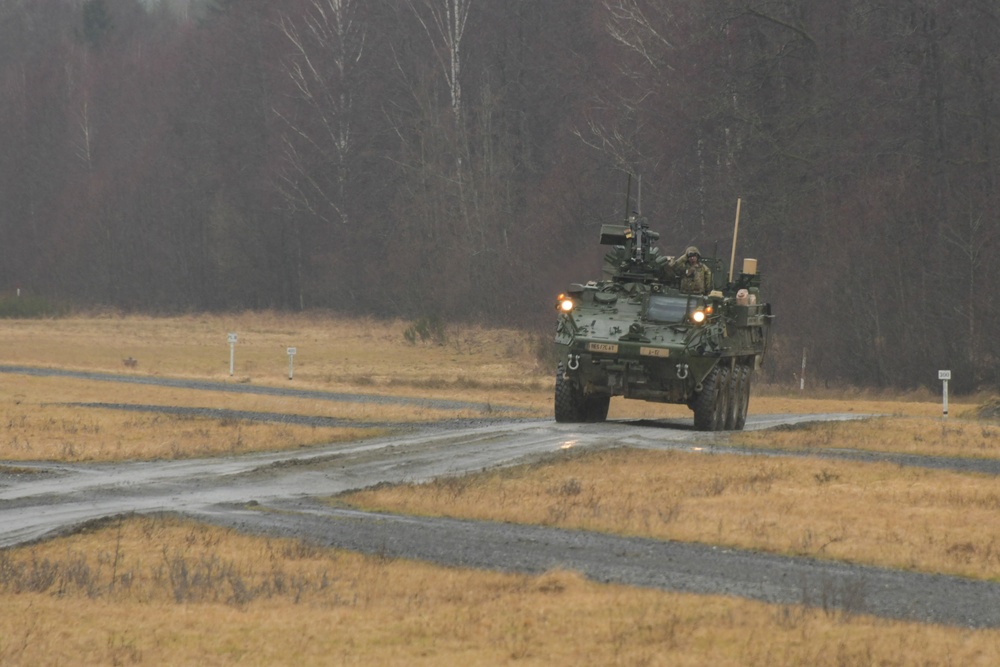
[1,516,998,667]
[343,447,1000,580]
[0,311,550,398]
[0,311,988,462]
[2,312,999,665]
[0,312,549,461]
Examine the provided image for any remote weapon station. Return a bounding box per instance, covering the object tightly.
[554,178,771,430]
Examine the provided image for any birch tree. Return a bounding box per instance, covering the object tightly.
[405,0,470,125]
[271,0,367,310]
[404,0,473,245]
[276,0,365,227]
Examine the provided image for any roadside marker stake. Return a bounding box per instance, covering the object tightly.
[938,370,951,417]
[228,333,238,377]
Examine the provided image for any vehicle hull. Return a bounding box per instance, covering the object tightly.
[554,282,770,430]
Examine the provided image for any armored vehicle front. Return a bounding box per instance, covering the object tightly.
[554,210,771,430]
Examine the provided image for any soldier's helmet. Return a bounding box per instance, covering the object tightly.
[684,246,701,259]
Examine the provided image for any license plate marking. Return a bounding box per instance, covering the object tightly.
[640,347,669,358]
[587,342,619,354]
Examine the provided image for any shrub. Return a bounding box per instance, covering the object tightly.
[402,315,446,345]
[0,295,68,319]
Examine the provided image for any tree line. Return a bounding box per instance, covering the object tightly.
[0,0,996,392]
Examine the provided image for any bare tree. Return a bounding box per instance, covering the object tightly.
[404,0,470,124]
[603,0,675,71]
[275,0,365,226]
[402,0,474,251]
[272,0,368,310]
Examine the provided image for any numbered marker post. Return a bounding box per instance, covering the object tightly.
[228,333,238,376]
[287,347,297,380]
[938,370,951,417]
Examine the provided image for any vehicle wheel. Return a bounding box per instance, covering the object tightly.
[713,366,731,431]
[555,362,586,423]
[734,364,751,430]
[583,395,611,422]
[724,364,742,430]
[693,366,723,431]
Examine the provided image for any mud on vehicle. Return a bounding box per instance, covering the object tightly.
[554,191,771,431]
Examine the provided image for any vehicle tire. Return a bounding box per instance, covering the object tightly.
[734,364,751,430]
[583,394,611,422]
[724,364,741,430]
[713,366,731,431]
[555,362,586,423]
[693,366,723,431]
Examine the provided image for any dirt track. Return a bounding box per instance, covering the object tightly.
[2,367,999,628]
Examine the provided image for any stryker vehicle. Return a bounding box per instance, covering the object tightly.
[554,190,771,430]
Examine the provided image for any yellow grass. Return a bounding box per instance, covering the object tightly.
[1,516,997,667]
[0,313,550,461]
[0,312,550,402]
[0,312,988,461]
[610,392,952,420]
[0,311,972,423]
[732,417,1000,460]
[343,447,1000,581]
[0,377,378,462]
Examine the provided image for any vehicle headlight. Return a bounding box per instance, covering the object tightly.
[691,309,706,324]
[557,294,574,312]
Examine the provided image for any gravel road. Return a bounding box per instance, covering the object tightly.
[2,367,999,628]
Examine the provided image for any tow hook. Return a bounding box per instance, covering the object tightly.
[567,354,580,371]
[676,363,689,380]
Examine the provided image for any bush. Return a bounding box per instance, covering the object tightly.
[403,316,446,345]
[0,295,68,319]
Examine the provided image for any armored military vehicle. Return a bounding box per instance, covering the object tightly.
[554,190,771,430]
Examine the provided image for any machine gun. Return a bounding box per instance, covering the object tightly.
[599,175,669,283]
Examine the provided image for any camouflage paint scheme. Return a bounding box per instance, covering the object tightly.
[554,213,771,430]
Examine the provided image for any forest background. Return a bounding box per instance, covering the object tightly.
[0,0,996,392]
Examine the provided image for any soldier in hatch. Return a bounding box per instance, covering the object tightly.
[672,246,712,294]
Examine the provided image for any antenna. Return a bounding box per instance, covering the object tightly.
[728,198,742,283]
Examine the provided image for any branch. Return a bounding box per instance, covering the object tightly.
[742,7,817,48]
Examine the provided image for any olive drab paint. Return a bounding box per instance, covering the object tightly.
[554,183,772,431]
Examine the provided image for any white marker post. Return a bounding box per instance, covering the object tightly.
[938,370,951,417]
[228,333,238,377]
[287,347,297,380]
[800,348,807,391]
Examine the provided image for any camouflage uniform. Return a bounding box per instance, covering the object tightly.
[671,246,712,294]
